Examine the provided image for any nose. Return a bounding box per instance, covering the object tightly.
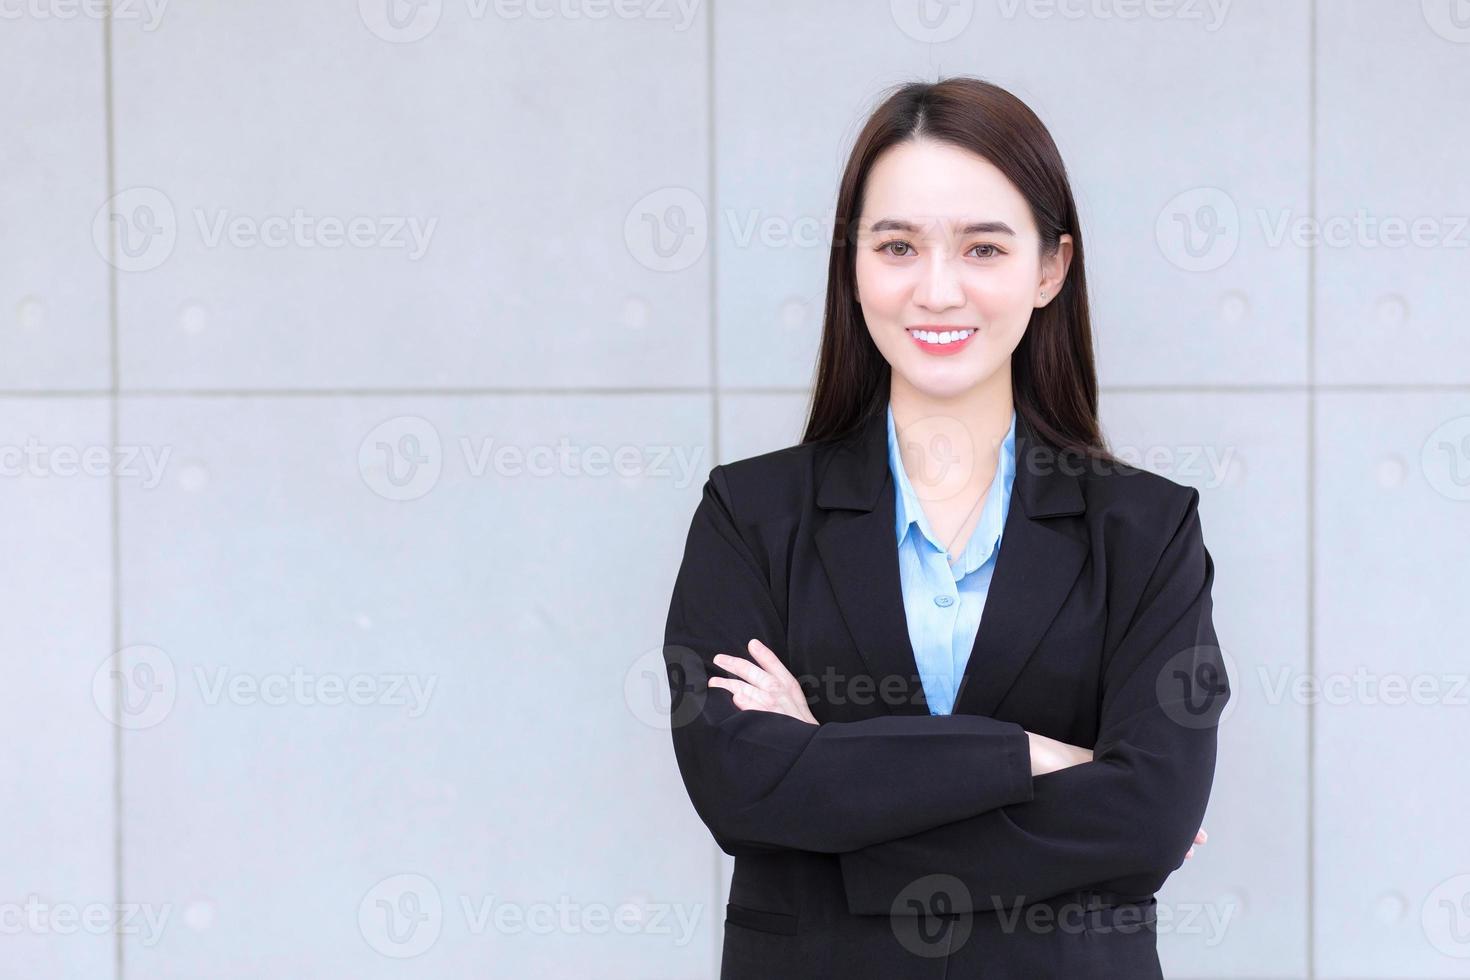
[911,254,965,311]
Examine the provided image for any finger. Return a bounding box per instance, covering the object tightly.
[709,677,771,708]
[1185,846,1195,859]
[747,639,797,683]
[730,684,777,712]
[1197,828,1208,843]
[712,653,776,692]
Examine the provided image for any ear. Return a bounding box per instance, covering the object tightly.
[1038,234,1074,306]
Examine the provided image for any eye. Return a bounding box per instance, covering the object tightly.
[969,243,1004,259]
[877,240,914,257]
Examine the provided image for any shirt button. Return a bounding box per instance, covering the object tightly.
[934,594,955,608]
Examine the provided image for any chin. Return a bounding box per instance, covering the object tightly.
[898,367,990,400]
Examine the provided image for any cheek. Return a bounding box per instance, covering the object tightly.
[854,258,906,309]
[964,270,1034,316]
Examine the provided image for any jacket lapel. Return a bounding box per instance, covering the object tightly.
[814,408,931,715]
[814,401,1088,719]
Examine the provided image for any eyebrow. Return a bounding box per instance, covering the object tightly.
[867,218,1017,236]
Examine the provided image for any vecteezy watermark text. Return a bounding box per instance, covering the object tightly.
[358,416,707,502]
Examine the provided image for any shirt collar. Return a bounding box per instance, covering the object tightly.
[886,402,1018,575]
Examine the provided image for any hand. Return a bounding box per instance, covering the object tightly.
[1025,731,1094,776]
[710,639,818,726]
[1184,826,1208,859]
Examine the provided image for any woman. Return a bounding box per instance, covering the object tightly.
[662,76,1229,979]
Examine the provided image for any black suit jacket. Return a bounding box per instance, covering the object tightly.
[662,402,1230,979]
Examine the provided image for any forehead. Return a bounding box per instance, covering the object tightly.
[859,139,1031,233]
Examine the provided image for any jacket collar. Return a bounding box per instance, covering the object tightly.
[813,400,1088,717]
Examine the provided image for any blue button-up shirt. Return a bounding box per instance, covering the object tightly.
[886,403,1017,715]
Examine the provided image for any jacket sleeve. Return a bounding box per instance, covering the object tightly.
[838,487,1230,914]
[662,464,1036,856]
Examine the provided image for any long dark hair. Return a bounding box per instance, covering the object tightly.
[800,76,1114,464]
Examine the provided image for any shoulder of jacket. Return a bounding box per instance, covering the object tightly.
[705,441,825,523]
[1081,458,1202,540]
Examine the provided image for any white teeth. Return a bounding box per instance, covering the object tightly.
[910,329,974,344]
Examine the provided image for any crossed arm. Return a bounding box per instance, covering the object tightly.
[662,466,1227,911]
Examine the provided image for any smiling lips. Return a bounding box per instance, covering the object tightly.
[906,326,977,356]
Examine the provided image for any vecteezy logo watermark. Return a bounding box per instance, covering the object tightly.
[889,0,974,43]
[1257,209,1470,250]
[1422,0,1470,43]
[892,412,980,505]
[458,894,701,944]
[0,895,171,946]
[625,187,707,273]
[995,0,1231,31]
[193,209,437,259]
[357,874,702,957]
[93,645,179,730]
[1156,644,1236,729]
[1255,665,1470,707]
[359,416,445,502]
[92,645,439,728]
[627,644,708,730]
[1156,187,1240,272]
[891,887,1236,948]
[358,0,444,42]
[360,874,443,958]
[1108,440,1239,489]
[357,415,708,501]
[0,438,172,489]
[94,187,178,273]
[723,207,839,251]
[992,895,1235,945]
[890,874,973,957]
[0,0,168,29]
[1421,414,1470,502]
[192,666,437,716]
[1423,874,1470,958]
[642,655,990,725]
[1158,187,1470,271]
[357,0,701,43]
[93,187,438,271]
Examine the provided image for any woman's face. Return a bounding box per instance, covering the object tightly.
[853,138,1070,401]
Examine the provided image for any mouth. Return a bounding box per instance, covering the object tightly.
[906,327,977,356]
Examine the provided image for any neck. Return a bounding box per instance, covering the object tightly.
[888,372,1013,503]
